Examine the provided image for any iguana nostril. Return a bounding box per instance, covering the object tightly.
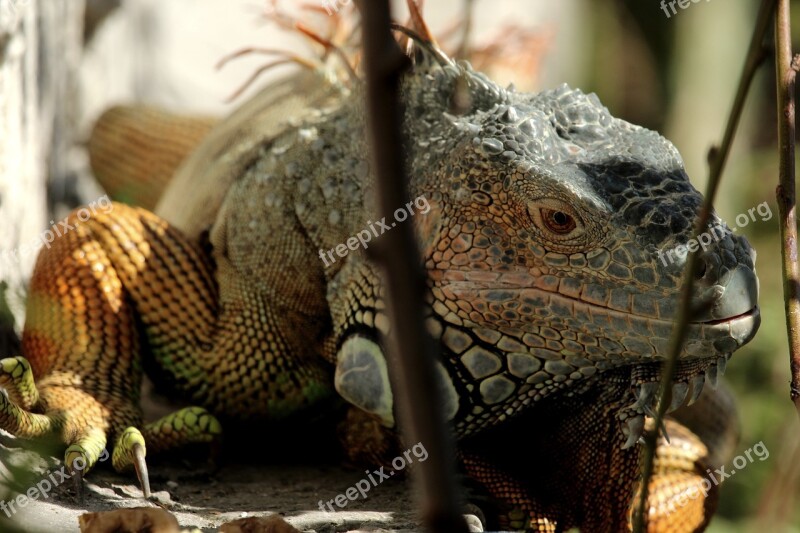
[694,257,707,280]
[691,264,759,322]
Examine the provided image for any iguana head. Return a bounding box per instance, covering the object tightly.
[401,53,760,442]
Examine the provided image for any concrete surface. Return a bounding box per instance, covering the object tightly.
[1,438,430,532]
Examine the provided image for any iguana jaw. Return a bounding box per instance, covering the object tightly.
[428,276,759,436]
[618,354,735,449]
[438,281,760,364]
[616,304,760,447]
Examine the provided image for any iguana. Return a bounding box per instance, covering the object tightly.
[0,11,760,533]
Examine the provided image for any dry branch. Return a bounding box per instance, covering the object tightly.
[357,1,469,531]
[774,0,800,416]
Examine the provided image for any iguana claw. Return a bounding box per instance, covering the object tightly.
[71,468,84,503]
[113,427,153,498]
[622,415,645,449]
[132,443,151,499]
[688,374,706,405]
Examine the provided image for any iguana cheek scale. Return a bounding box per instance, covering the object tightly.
[0,36,759,532]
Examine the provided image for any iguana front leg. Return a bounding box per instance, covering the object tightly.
[455,370,723,533]
[331,322,723,533]
[3,198,338,492]
[458,419,717,532]
[2,204,223,495]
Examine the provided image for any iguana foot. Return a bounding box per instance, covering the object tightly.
[0,370,114,485]
[457,449,555,532]
[112,427,151,497]
[109,407,223,498]
[0,356,39,409]
[0,381,221,497]
[0,358,220,498]
[0,203,228,496]
[0,373,56,438]
[141,407,222,456]
[64,427,107,502]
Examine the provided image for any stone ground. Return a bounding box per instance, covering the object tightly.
[0,435,463,533]
[0,386,485,533]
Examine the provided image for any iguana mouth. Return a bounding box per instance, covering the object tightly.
[695,305,759,326]
[440,282,761,359]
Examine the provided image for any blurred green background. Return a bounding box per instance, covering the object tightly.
[563,1,800,531]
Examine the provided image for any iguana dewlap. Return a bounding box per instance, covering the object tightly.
[1,42,759,532]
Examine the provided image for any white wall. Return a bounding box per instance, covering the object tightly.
[79,0,588,130]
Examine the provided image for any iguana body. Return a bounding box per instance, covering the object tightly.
[0,39,759,532]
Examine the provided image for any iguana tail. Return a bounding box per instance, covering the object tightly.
[88,106,218,210]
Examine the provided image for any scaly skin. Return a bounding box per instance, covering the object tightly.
[1,41,760,531]
[88,106,217,210]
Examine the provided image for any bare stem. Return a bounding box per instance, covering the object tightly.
[774,0,800,417]
[455,0,475,60]
[631,0,776,530]
[357,1,469,531]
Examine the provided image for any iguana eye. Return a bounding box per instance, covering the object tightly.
[541,209,576,234]
[526,199,583,240]
[518,193,604,253]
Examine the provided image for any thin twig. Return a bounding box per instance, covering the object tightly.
[455,0,475,60]
[295,22,360,83]
[631,0,777,530]
[215,47,295,70]
[774,0,800,417]
[222,58,316,103]
[357,1,469,532]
